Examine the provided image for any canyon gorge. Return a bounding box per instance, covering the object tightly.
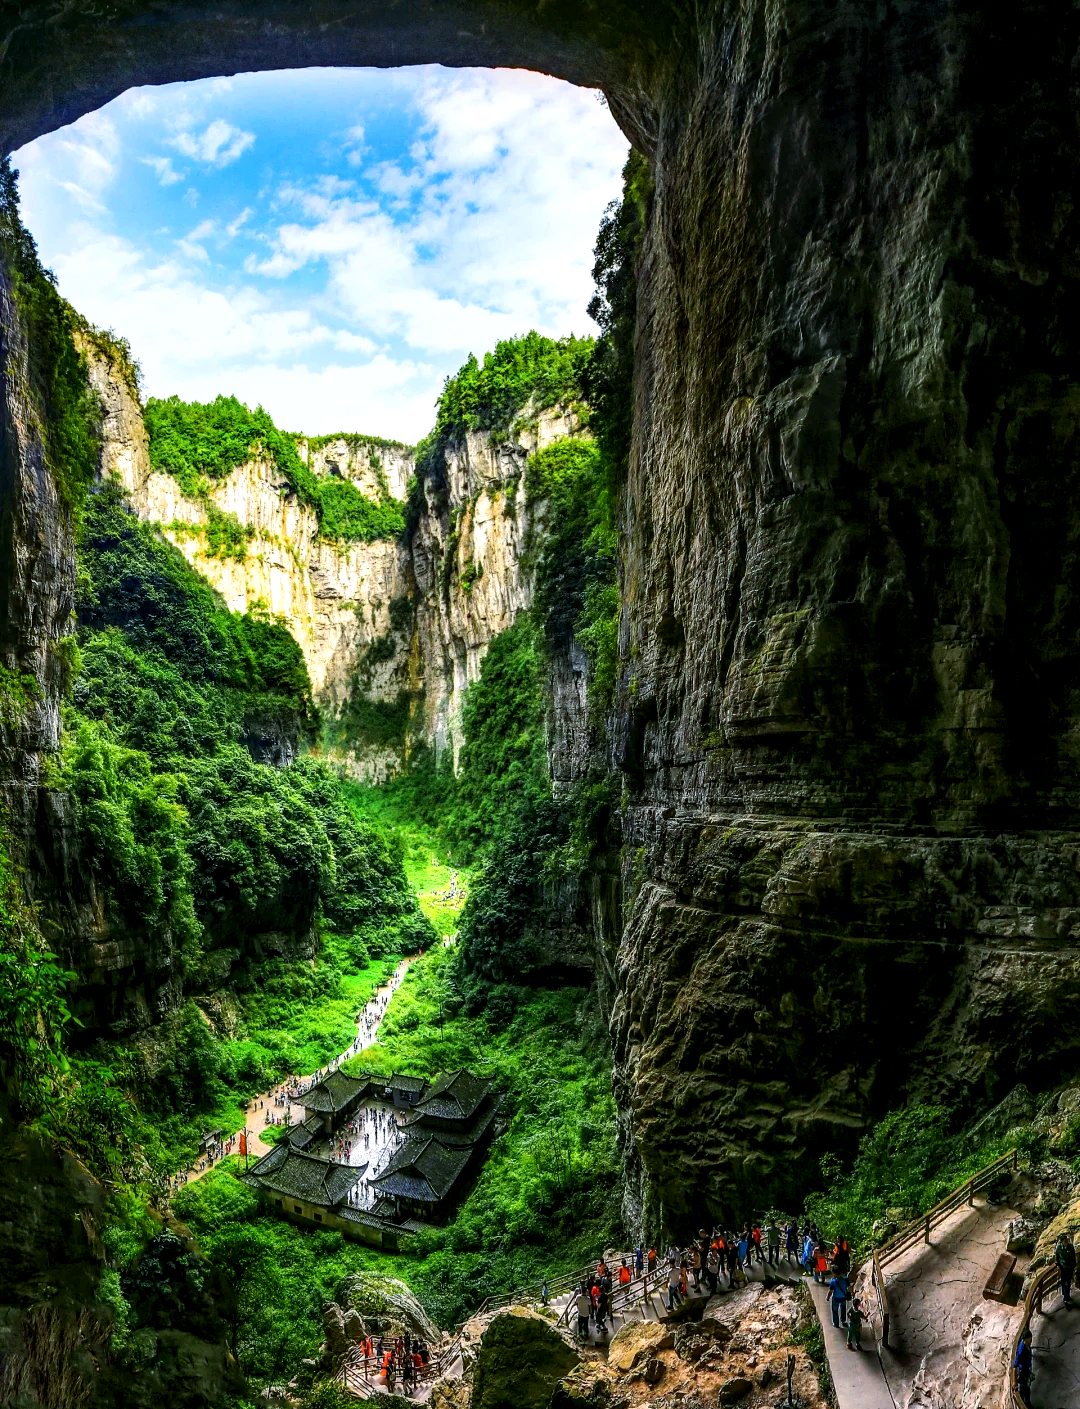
[3,1,1080,1406]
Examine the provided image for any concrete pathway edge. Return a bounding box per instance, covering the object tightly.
[807,1278,895,1409]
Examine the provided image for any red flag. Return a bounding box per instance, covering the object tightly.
[239,1131,248,1156]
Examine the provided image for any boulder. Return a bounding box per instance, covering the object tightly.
[718,1378,753,1404]
[608,1320,675,1371]
[322,1302,348,1365]
[430,1376,473,1409]
[703,1282,765,1333]
[1006,1217,1039,1253]
[343,1307,365,1343]
[675,1319,731,1362]
[471,1307,580,1409]
[338,1271,439,1342]
[637,1357,664,1385]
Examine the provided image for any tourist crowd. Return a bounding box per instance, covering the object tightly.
[571,1220,864,1352]
[360,1330,431,1395]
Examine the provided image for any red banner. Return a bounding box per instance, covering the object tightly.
[239,1131,247,1156]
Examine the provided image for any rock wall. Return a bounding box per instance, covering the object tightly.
[606,0,1080,1234]
[87,341,587,781]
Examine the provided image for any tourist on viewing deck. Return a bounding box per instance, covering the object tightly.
[618,1260,631,1287]
[575,1286,591,1340]
[647,1246,657,1275]
[766,1221,781,1265]
[665,1262,683,1311]
[635,1245,644,1275]
[1056,1231,1076,1308]
[785,1222,798,1261]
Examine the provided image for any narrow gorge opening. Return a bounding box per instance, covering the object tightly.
[7,7,1080,1409]
[1,61,640,1392]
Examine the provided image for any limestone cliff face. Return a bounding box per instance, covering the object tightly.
[87,344,586,782]
[408,409,581,770]
[605,0,1080,1234]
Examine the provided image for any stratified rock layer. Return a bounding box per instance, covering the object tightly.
[608,0,1080,1230]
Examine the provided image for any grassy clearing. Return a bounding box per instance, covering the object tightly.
[343,782,468,938]
[131,941,401,1175]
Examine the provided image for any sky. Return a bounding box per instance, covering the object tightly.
[11,68,628,443]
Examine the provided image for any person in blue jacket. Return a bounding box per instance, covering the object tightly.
[1014,1328,1032,1407]
[827,1271,850,1328]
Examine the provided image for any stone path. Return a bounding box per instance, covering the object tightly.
[807,1277,893,1409]
[871,1194,1027,1409]
[178,958,412,1187]
[1031,1283,1080,1407]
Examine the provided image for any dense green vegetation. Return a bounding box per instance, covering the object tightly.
[145,394,405,544]
[159,943,619,1387]
[804,1103,1042,1257]
[434,330,592,440]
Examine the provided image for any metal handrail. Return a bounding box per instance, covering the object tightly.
[870,1148,1018,1349]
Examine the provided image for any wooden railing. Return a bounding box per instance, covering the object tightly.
[870,1148,1018,1350]
[1007,1263,1059,1408]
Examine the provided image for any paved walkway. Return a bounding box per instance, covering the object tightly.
[871,1194,1026,1409]
[178,958,412,1187]
[807,1277,893,1409]
[1032,1283,1080,1407]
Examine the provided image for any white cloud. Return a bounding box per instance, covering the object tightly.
[176,218,216,261]
[169,119,255,168]
[12,67,627,441]
[142,155,184,187]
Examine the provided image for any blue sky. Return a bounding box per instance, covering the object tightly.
[12,68,628,442]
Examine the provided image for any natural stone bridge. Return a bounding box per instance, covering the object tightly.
[4,0,1080,1234]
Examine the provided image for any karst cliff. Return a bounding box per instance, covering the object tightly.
[87,343,587,785]
[0,0,1079,1257]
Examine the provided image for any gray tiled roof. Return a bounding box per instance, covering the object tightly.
[370,1135,472,1203]
[302,1069,369,1114]
[388,1072,427,1095]
[286,1115,322,1151]
[246,1145,365,1207]
[413,1070,491,1123]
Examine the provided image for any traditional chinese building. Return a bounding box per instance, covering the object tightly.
[369,1069,500,1222]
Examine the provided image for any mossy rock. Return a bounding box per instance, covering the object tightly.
[337,1272,438,1342]
[471,1308,580,1409]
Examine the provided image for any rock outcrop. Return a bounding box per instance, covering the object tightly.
[469,1308,580,1409]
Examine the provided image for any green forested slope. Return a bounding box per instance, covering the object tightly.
[144,393,406,544]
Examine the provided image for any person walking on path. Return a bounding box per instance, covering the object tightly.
[828,1271,850,1328]
[846,1296,864,1350]
[575,1286,591,1341]
[766,1221,781,1266]
[666,1263,683,1311]
[1056,1231,1077,1308]
[1014,1328,1032,1407]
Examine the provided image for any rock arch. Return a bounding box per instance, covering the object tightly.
[5,0,1080,1230]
